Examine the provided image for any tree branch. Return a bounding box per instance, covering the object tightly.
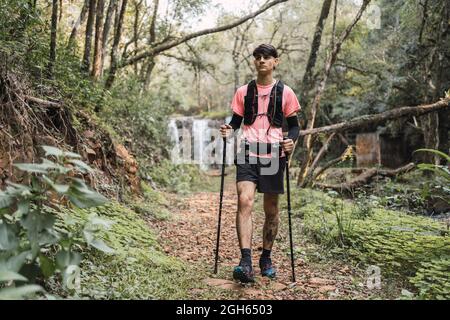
[315,163,416,192]
[119,0,288,68]
[300,97,450,136]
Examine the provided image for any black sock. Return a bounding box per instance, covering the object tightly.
[240,248,252,266]
[260,249,272,264]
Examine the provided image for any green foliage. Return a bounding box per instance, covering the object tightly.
[293,188,450,299]
[101,77,177,166]
[125,182,171,221]
[415,149,450,182]
[52,202,195,299]
[415,149,450,207]
[148,159,204,194]
[0,1,44,60]
[0,146,112,299]
[410,258,450,300]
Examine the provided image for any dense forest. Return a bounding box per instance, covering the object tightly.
[0,0,449,300]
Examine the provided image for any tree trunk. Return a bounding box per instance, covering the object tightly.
[82,0,97,73]
[302,133,336,186]
[59,0,63,22]
[142,58,155,91]
[421,1,448,165]
[149,0,159,44]
[315,163,415,193]
[297,0,371,186]
[92,0,105,80]
[47,0,58,78]
[105,0,128,89]
[133,0,143,74]
[299,97,449,137]
[438,109,450,158]
[232,37,240,92]
[68,0,89,48]
[300,0,333,101]
[100,0,118,76]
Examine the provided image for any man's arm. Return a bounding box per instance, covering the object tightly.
[220,113,243,138]
[286,112,300,142]
[282,112,299,154]
[228,113,243,130]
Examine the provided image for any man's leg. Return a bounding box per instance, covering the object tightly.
[263,193,280,249]
[236,181,257,249]
[260,193,280,278]
[233,181,256,282]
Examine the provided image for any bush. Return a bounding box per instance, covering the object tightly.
[415,149,450,208]
[0,146,112,299]
[148,159,203,194]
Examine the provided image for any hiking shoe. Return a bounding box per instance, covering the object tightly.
[259,259,277,279]
[233,264,255,283]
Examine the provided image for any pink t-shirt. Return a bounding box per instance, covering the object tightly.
[231,81,301,158]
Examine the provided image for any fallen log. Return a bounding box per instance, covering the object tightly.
[315,162,415,192]
[299,97,450,137]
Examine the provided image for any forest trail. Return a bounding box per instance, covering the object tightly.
[153,174,372,300]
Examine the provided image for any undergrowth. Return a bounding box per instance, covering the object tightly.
[53,201,198,299]
[289,188,450,299]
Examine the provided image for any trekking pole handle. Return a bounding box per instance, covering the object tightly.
[282,136,291,156]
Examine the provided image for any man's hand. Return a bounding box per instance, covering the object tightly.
[220,124,233,138]
[281,138,294,154]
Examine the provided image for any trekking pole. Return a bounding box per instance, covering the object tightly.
[283,138,296,283]
[214,137,227,274]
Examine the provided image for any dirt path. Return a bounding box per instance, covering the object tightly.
[154,178,371,300]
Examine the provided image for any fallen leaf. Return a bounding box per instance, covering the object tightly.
[309,277,333,286]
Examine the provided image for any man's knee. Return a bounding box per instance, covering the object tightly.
[238,193,255,211]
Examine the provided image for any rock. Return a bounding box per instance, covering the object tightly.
[272,282,288,291]
[203,278,242,291]
[85,147,96,155]
[318,285,336,293]
[83,130,95,139]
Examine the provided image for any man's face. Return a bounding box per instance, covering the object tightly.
[253,54,279,74]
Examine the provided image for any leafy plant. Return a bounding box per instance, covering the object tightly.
[415,149,450,183]
[0,146,113,299]
[415,149,450,206]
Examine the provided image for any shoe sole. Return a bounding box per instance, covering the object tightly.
[233,267,255,283]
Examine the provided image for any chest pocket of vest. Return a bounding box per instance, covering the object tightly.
[270,94,283,127]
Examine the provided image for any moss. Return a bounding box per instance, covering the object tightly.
[61,202,198,299]
[289,188,450,299]
[124,182,172,221]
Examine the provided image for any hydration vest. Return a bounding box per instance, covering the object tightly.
[243,80,284,127]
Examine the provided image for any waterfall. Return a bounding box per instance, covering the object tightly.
[168,116,234,171]
[168,119,180,164]
[193,119,210,171]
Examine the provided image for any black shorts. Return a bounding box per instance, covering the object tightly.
[235,156,286,194]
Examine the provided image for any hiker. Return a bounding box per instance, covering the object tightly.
[219,44,301,283]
